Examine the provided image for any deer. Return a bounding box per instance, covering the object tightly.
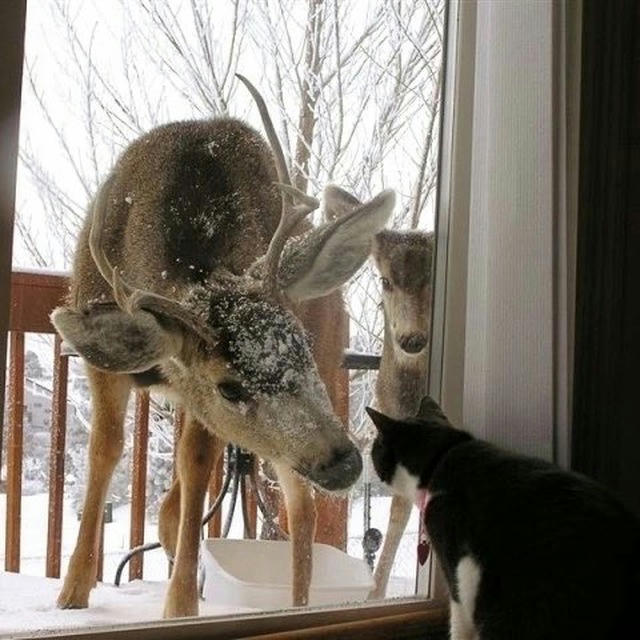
[50,75,395,618]
[368,229,434,600]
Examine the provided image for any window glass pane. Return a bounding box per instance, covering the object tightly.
[3,0,446,634]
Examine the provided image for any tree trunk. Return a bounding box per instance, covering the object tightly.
[293,0,325,194]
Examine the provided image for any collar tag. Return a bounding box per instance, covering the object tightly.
[417,537,431,566]
[416,489,431,566]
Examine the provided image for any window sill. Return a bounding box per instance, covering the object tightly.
[41,598,448,640]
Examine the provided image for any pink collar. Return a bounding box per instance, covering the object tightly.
[415,488,431,513]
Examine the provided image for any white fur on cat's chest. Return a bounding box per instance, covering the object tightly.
[390,464,420,500]
[390,465,482,640]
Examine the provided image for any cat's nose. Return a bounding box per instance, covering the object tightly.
[398,333,428,354]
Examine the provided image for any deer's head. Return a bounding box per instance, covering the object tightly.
[51,76,394,492]
[373,230,434,362]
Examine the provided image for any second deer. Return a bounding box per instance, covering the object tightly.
[369,229,434,599]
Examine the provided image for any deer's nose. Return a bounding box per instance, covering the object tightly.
[309,445,362,491]
[398,333,428,354]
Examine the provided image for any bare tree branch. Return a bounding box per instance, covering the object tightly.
[292,0,325,193]
[411,65,443,228]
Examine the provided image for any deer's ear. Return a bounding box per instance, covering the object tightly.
[51,305,183,373]
[279,189,395,302]
[323,185,361,221]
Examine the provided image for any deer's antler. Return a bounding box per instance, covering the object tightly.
[89,178,218,344]
[236,73,319,295]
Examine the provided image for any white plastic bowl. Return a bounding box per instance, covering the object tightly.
[202,539,375,609]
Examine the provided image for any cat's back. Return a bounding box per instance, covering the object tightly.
[432,439,640,553]
[437,440,621,504]
[429,440,640,639]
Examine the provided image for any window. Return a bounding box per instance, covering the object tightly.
[1,0,458,637]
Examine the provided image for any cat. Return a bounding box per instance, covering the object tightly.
[367,397,640,640]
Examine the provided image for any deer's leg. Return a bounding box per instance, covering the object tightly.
[273,462,317,607]
[369,494,413,600]
[158,435,223,561]
[163,415,216,618]
[57,369,131,608]
[158,478,181,561]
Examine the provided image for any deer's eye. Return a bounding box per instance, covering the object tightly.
[218,381,250,403]
[380,277,392,291]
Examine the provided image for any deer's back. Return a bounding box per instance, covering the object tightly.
[70,118,281,307]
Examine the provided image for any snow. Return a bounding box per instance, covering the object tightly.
[0,493,244,582]
[0,493,419,635]
[205,291,313,395]
[0,573,256,637]
[348,495,420,597]
[8,266,69,278]
[0,493,254,636]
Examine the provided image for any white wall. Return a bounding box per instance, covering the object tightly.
[463,1,555,458]
[435,1,580,462]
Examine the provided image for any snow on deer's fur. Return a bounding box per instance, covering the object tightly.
[51,74,395,618]
[369,229,434,600]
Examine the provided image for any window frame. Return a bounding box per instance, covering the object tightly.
[35,599,447,640]
[0,0,460,637]
[0,0,26,436]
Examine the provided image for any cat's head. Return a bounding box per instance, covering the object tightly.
[366,397,471,501]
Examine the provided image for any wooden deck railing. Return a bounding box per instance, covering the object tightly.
[2,270,191,581]
[2,269,358,583]
[5,270,70,576]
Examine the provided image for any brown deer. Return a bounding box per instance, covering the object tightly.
[51,75,395,618]
[368,229,433,599]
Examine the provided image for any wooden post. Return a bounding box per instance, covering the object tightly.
[46,336,69,577]
[279,291,351,549]
[129,391,150,580]
[264,478,285,540]
[5,331,24,572]
[243,470,258,539]
[313,295,350,549]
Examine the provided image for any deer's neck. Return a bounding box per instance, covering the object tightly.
[375,324,429,420]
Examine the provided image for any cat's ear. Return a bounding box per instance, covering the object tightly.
[417,395,453,428]
[366,406,397,434]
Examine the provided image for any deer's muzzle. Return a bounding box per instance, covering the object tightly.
[307,444,363,491]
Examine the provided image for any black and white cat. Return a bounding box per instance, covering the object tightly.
[367,398,640,640]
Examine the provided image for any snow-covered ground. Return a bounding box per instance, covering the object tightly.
[347,494,421,596]
[0,493,420,636]
[0,572,256,638]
